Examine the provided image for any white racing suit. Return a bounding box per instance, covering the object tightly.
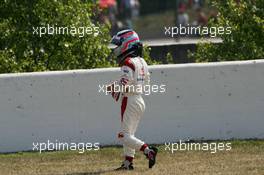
[111,56,150,158]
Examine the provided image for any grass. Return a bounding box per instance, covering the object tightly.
[0,140,264,175]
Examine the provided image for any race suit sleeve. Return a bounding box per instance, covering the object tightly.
[120,65,134,86]
[110,60,135,102]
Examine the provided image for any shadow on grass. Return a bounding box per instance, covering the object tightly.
[66,169,117,175]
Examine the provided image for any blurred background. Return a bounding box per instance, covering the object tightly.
[0,0,263,73]
[97,0,222,63]
[98,0,217,39]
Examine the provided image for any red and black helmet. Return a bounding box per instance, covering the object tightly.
[110,29,143,63]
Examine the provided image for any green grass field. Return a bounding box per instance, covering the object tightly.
[0,140,264,175]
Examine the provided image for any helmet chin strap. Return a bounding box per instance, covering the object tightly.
[118,50,136,66]
[115,42,143,66]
